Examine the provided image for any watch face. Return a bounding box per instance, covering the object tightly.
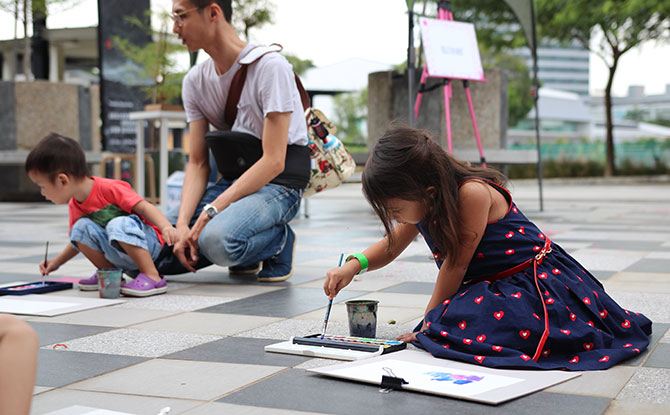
[205,206,216,217]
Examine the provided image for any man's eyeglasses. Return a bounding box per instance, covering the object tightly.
[170,6,202,25]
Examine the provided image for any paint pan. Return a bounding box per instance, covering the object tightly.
[0,281,73,296]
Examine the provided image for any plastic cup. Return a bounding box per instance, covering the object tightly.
[345,300,379,338]
[97,268,122,299]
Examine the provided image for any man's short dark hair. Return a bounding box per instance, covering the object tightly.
[25,133,90,182]
[192,0,232,23]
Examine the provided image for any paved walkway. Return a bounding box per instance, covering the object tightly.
[1,178,669,414]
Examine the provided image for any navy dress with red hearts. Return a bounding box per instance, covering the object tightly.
[414,181,652,370]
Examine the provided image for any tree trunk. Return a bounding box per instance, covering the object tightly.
[22,0,31,80]
[603,56,619,177]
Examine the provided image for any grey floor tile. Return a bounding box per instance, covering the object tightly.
[624,259,670,273]
[164,336,311,367]
[643,343,670,369]
[219,369,612,415]
[381,282,435,295]
[198,288,367,318]
[615,367,670,406]
[590,270,617,281]
[182,402,328,415]
[28,322,113,346]
[589,240,665,251]
[622,322,669,367]
[36,349,147,388]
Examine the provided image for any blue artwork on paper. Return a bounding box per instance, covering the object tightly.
[426,371,485,385]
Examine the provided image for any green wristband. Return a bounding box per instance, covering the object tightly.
[346,253,369,274]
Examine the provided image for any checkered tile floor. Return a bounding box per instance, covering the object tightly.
[2,179,669,414]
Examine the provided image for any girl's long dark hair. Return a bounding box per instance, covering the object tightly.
[362,126,506,266]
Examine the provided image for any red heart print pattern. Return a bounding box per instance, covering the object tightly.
[511,292,521,299]
[463,338,473,345]
[545,298,555,304]
[426,322,431,328]
[512,206,518,213]
[476,253,485,259]
[518,226,525,234]
[583,343,593,351]
[519,330,530,339]
[474,296,484,304]
[599,356,610,362]
[560,329,571,335]
[440,331,448,337]
[569,356,579,363]
[570,313,577,321]
[533,245,541,252]
[538,233,545,239]
[593,290,599,298]
[583,297,591,305]
[542,349,550,357]
[621,319,631,328]
[505,231,514,239]
[492,345,503,352]
[442,344,450,349]
[632,348,640,353]
[494,311,504,320]
[533,313,541,320]
[623,343,632,348]
[459,321,467,329]
[552,268,561,274]
[443,299,451,305]
[587,321,594,327]
[599,309,608,319]
[474,355,485,363]
[520,354,531,361]
[538,272,548,279]
[476,334,486,342]
[505,249,515,255]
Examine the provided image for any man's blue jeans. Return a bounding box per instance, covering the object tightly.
[161,178,302,273]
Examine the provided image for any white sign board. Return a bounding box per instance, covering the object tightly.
[419,17,485,81]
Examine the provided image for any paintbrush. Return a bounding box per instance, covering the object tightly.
[42,241,49,286]
[321,253,344,339]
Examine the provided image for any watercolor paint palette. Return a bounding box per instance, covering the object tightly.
[265,335,407,361]
[293,334,407,354]
[0,281,73,296]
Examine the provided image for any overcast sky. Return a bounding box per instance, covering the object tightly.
[1,0,669,97]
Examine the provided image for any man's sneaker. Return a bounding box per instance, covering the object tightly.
[78,273,99,291]
[258,226,296,282]
[120,273,167,297]
[229,261,262,275]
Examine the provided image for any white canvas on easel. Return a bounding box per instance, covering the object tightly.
[419,17,485,81]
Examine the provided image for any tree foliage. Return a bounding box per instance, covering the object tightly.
[332,88,368,146]
[283,53,314,76]
[114,11,186,105]
[232,0,274,40]
[535,0,670,176]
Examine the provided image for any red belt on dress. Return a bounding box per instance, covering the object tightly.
[470,237,553,362]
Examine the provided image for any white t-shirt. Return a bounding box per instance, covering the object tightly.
[181,44,308,146]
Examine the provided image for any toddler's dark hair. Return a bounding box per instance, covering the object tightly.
[25,133,89,182]
[363,126,506,266]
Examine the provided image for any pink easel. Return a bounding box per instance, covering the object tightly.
[414,1,487,167]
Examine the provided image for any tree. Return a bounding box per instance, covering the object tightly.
[536,0,670,176]
[332,88,368,146]
[0,0,81,80]
[232,0,274,40]
[283,53,314,76]
[114,10,186,105]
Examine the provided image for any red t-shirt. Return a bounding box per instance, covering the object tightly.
[68,177,164,246]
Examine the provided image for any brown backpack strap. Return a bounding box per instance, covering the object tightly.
[224,65,248,130]
[224,45,312,129]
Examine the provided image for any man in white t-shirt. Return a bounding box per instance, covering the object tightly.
[164,0,309,282]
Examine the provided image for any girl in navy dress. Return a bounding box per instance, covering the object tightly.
[324,126,652,370]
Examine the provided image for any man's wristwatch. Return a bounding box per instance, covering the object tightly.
[203,203,218,219]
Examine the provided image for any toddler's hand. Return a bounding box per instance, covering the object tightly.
[40,259,60,276]
[162,225,178,246]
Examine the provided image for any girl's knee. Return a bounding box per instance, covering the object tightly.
[0,314,37,342]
